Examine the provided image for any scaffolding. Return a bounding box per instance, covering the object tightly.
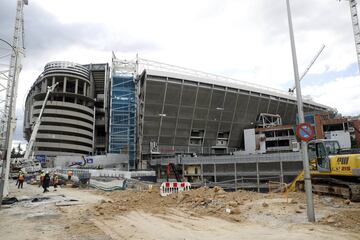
[109,56,136,170]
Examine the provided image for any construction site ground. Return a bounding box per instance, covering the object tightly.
[0,181,360,240]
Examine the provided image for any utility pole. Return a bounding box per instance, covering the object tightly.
[285,0,315,222]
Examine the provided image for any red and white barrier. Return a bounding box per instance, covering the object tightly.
[160,182,191,197]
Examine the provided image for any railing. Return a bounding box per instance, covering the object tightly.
[181,152,303,164]
[149,151,303,165]
[138,58,290,97]
[190,175,284,191]
[52,168,156,179]
[43,61,90,79]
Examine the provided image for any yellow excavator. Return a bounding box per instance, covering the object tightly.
[288,139,360,201]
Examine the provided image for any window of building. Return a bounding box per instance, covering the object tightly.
[78,81,84,95]
[66,78,76,93]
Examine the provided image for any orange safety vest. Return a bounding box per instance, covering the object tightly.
[53,175,59,184]
[18,174,24,181]
[40,173,45,182]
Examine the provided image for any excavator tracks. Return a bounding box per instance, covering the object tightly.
[295,178,360,202]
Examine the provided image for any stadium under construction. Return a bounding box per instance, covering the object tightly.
[22,55,360,189]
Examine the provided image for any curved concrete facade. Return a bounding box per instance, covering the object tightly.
[24,61,95,156]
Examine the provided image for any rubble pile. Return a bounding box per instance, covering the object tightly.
[94,186,274,222]
[91,186,360,230]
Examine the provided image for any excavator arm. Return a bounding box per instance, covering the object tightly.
[287,170,304,192]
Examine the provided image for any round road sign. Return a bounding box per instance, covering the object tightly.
[296,123,315,142]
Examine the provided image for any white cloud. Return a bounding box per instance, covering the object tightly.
[302,75,360,116]
[1,0,359,142]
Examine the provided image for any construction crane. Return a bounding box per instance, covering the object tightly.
[0,0,28,206]
[289,45,326,93]
[23,83,58,160]
[340,0,360,72]
[7,83,58,176]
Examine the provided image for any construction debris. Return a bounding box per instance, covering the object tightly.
[1,182,360,240]
[89,178,127,191]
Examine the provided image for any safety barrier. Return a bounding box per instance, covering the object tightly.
[160,182,191,197]
[48,168,155,179]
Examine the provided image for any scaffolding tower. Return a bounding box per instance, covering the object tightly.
[109,55,137,170]
[0,0,27,199]
[346,0,360,72]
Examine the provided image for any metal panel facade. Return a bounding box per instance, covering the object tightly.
[140,71,328,155]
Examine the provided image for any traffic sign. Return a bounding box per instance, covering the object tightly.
[86,158,94,164]
[295,123,315,142]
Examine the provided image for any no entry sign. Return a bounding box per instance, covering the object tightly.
[296,123,315,142]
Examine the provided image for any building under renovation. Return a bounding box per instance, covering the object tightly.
[23,62,110,158]
[24,57,344,180]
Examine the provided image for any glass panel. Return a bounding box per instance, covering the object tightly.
[109,75,136,169]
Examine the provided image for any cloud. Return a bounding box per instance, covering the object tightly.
[302,75,360,116]
[0,0,359,142]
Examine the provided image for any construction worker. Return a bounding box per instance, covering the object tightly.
[39,170,45,187]
[17,171,25,189]
[67,170,73,181]
[52,173,59,191]
[15,170,22,187]
[42,171,50,193]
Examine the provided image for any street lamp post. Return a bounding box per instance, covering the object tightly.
[0,38,18,209]
[285,0,315,222]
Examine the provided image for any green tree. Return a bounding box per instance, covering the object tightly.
[16,143,24,158]
[10,144,25,158]
[10,147,16,158]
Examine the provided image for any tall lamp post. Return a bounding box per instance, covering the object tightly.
[285,0,315,222]
[0,38,18,209]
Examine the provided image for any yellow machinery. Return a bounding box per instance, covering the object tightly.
[289,139,360,201]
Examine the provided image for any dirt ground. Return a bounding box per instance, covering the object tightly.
[0,181,359,240]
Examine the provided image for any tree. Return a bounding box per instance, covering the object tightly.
[10,147,16,158]
[10,144,24,158]
[16,143,22,155]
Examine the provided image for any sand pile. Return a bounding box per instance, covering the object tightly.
[90,186,360,230]
[93,186,270,222]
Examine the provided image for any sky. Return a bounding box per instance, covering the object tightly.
[0,0,359,145]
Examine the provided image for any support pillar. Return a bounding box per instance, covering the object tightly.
[280,159,284,185]
[200,163,204,185]
[84,83,87,96]
[256,160,260,192]
[214,163,217,183]
[63,76,67,93]
[75,79,78,94]
[182,163,185,181]
[234,163,237,191]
